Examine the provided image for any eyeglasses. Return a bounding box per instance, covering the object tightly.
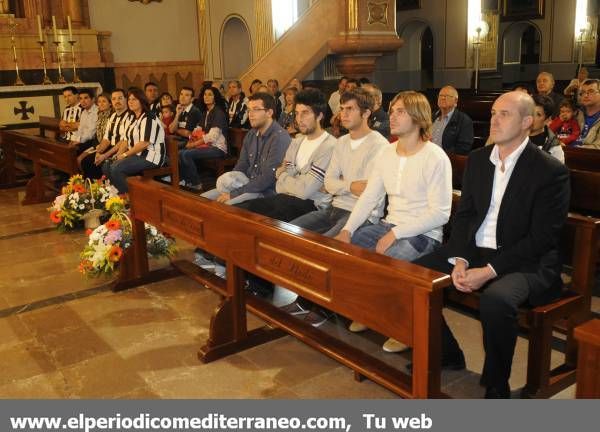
[248,108,267,113]
[580,90,599,97]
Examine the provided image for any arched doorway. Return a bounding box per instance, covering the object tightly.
[397,20,434,90]
[221,17,252,81]
[502,22,541,65]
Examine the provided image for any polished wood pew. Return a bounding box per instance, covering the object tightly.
[38,116,62,139]
[117,177,452,399]
[563,147,600,173]
[446,190,600,398]
[574,319,600,398]
[141,135,181,188]
[0,130,78,204]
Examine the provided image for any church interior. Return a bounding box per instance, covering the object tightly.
[0,0,599,399]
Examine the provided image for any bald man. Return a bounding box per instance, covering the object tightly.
[415,91,570,398]
[535,72,563,116]
[431,86,474,154]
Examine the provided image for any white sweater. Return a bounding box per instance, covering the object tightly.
[342,141,453,242]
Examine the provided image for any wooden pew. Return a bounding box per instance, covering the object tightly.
[117,177,452,399]
[574,319,600,398]
[563,147,600,173]
[0,130,78,204]
[141,135,181,188]
[39,116,62,139]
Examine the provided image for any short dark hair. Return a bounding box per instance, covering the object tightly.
[345,78,359,87]
[144,82,158,90]
[532,94,554,118]
[358,77,371,86]
[267,78,279,86]
[559,99,576,111]
[181,86,195,97]
[294,88,327,120]
[78,88,94,98]
[111,88,126,98]
[127,87,150,113]
[338,76,349,83]
[62,86,78,95]
[340,87,375,115]
[248,92,276,113]
[582,79,600,88]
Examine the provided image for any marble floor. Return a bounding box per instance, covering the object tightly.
[0,186,598,399]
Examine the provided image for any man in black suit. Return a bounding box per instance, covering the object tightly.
[431,86,474,155]
[415,91,570,398]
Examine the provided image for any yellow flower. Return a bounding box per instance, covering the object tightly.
[68,174,84,186]
[105,196,125,212]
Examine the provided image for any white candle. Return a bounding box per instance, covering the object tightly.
[51,15,58,40]
[36,15,44,42]
[67,15,73,40]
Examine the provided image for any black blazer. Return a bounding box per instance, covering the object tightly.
[446,142,570,305]
[434,109,474,155]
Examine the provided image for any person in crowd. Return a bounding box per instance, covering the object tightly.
[178,86,229,189]
[278,86,298,135]
[160,104,175,134]
[266,78,283,118]
[330,78,359,137]
[144,82,160,114]
[275,88,388,327]
[575,79,600,149]
[430,86,474,155]
[362,83,390,139]
[69,88,99,155]
[335,91,452,352]
[159,92,174,110]
[549,99,580,147]
[249,79,263,95]
[563,66,588,103]
[358,77,371,86]
[59,86,82,142]
[528,94,564,162]
[328,76,348,116]
[104,88,166,193]
[94,92,113,145]
[227,80,249,129]
[169,87,202,141]
[80,89,132,180]
[535,72,563,116]
[289,78,303,91]
[414,91,570,398]
[236,88,336,223]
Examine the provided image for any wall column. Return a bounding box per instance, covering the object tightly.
[253,0,273,60]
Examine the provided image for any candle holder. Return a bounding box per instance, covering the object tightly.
[67,40,81,83]
[8,19,25,86]
[53,40,67,84]
[37,40,53,85]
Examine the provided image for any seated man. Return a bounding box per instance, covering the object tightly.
[227,80,249,129]
[328,76,348,117]
[274,87,388,325]
[201,92,291,205]
[59,86,82,142]
[336,91,453,352]
[69,88,98,155]
[145,81,160,115]
[168,87,201,142]
[430,86,474,155]
[362,83,391,139]
[414,91,570,398]
[575,79,600,149]
[535,72,563,117]
[236,88,336,222]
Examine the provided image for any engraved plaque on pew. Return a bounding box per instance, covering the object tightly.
[161,203,205,245]
[256,241,331,301]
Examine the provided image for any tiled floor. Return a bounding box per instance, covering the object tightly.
[0,187,597,399]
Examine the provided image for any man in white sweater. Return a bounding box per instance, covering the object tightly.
[275,88,388,325]
[336,90,453,352]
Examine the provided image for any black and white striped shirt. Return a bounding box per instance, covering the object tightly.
[103,110,134,146]
[124,112,166,166]
[61,104,83,140]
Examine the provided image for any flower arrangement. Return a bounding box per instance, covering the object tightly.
[78,196,176,277]
[49,175,119,231]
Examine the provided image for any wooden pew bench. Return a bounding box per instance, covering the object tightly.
[574,319,600,398]
[563,147,600,173]
[39,116,62,139]
[141,135,181,188]
[0,130,78,204]
[118,177,452,399]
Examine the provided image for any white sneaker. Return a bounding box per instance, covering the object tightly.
[162,176,171,182]
[178,179,187,186]
[194,253,215,270]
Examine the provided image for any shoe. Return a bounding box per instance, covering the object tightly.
[214,263,226,279]
[303,307,333,327]
[484,385,510,399]
[189,183,203,190]
[280,300,310,316]
[178,179,186,186]
[406,350,466,372]
[349,321,368,332]
[193,253,215,270]
[382,338,408,353]
[162,176,171,182]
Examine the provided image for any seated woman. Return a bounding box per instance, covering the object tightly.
[178,86,228,189]
[77,92,113,178]
[159,92,174,110]
[278,86,298,136]
[529,94,565,163]
[105,87,167,193]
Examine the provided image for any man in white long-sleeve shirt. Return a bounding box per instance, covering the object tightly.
[335,90,453,352]
[69,88,98,155]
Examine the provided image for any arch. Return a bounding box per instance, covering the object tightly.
[220,16,253,81]
[501,21,541,65]
[397,19,434,90]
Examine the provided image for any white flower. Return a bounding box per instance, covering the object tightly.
[79,204,85,210]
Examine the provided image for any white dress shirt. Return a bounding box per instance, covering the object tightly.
[72,104,98,143]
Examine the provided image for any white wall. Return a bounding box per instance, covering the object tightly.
[88,0,200,63]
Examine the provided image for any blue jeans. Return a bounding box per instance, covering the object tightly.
[105,156,158,193]
[179,146,226,186]
[351,221,439,261]
[291,206,352,237]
